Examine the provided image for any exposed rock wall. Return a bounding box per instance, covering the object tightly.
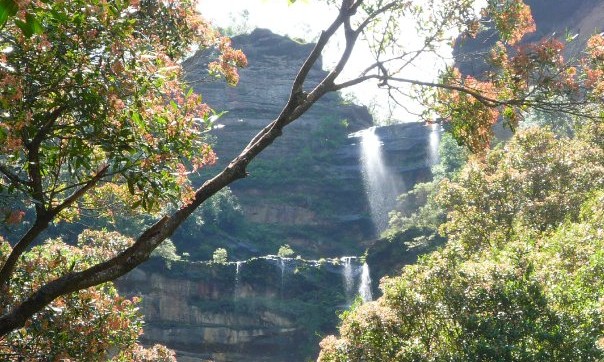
[117,257,360,362]
[177,29,437,260]
[118,29,440,362]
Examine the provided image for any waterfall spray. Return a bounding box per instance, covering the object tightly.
[358,127,400,234]
[428,123,441,165]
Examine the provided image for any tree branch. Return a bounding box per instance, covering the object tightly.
[0,165,109,290]
[0,164,27,189]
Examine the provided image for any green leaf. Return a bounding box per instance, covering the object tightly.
[26,13,43,35]
[0,0,18,28]
[14,13,42,38]
[130,199,142,209]
[131,112,144,128]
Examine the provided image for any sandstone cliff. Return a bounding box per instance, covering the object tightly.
[118,257,361,362]
[174,29,436,260]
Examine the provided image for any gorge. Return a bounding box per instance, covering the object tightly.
[2,0,604,360]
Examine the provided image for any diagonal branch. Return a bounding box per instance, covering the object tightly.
[0,164,27,189]
[246,0,359,150]
[0,165,109,289]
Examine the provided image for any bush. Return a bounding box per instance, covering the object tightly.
[277,244,295,258]
[212,248,228,264]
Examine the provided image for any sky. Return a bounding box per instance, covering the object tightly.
[197,0,336,42]
[195,0,453,122]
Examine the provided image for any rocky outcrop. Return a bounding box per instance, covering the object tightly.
[184,28,372,133]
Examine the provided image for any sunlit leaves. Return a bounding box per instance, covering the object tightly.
[0,0,246,216]
[485,0,535,45]
[0,232,176,360]
[320,124,604,361]
[420,1,604,153]
[437,127,604,253]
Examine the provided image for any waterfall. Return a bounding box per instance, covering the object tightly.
[234,261,242,300]
[279,258,292,299]
[358,127,400,234]
[358,263,373,302]
[428,123,441,165]
[341,257,355,302]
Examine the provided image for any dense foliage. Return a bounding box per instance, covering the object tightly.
[319,123,604,361]
[0,231,176,361]
[0,0,245,350]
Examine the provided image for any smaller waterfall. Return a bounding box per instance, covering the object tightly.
[279,258,292,299]
[358,263,373,302]
[341,257,355,301]
[428,123,441,165]
[234,261,242,300]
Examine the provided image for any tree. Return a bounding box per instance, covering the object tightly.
[212,248,228,264]
[0,231,176,361]
[0,0,600,337]
[277,244,296,258]
[437,126,604,253]
[318,125,604,361]
[0,0,246,336]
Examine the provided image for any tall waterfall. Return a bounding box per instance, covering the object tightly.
[358,127,400,234]
[358,263,373,302]
[428,123,441,165]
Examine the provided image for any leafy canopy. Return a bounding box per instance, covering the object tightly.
[0,0,246,216]
[0,0,245,341]
[0,232,176,361]
[319,124,604,361]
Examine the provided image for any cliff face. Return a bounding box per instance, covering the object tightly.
[176,29,437,260]
[120,5,604,360]
[118,257,363,362]
[117,121,438,361]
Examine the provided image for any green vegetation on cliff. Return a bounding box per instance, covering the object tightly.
[319,122,604,361]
